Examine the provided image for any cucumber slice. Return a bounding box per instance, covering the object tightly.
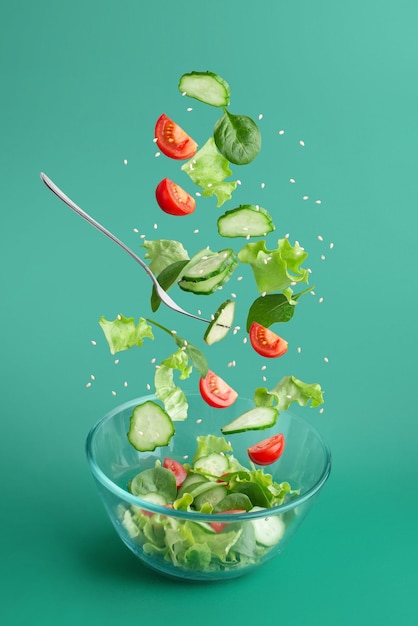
[221,406,278,434]
[193,452,230,477]
[179,260,237,295]
[194,485,228,510]
[182,249,236,282]
[127,401,175,451]
[251,507,285,546]
[204,300,236,345]
[178,71,231,107]
[217,204,275,238]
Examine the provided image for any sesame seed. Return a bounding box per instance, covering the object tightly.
[261,291,267,297]
[196,192,201,197]
[290,178,296,184]
[155,152,161,157]
[124,381,128,387]
[319,297,324,303]
[243,337,248,344]
[315,200,322,205]
[318,235,324,241]
[246,234,250,240]
[181,91,186,96]
[299,140,305,146]
[140,234,146,239]
[237,276,243,281]
[91,340,97,346]
[196,419,202,424]
[117,314,121,320]
[198,310,202,315]
[153,223,158,229]
[261,365,267,371]
[171,330,177,335]
[133,228,139,233]
[237,180,242,185]
[123,159,128,165]
[193,229,199,234]
[307,268,312,274]
[187,107,193,111]
[207,183,212,188]
[330,242,334,249]
[182,455,189,460]
[303,195,309,200]
[114,359,119,364]
[324,357,329,363]
[231,293,237,298]
[321,254,326,260]
[111,391,116,396]
[310,290,316,296]
[146,384,151,390]
[151,358,156,364]
[153,137,158,143]
[285,233,290,238]
[258,113,263,120]
[286,394,292,399]
[90,375,95,381]
[261,182,265,189]
[319,408,324,414]
[297,347,302,353]
[279,130,285,135]
[86,382,91,388]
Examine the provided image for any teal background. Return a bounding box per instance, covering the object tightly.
[1,1,417,624]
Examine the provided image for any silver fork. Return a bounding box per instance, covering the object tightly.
[40,173,211,324]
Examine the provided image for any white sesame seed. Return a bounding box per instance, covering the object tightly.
[299,140,305,146]
[117,314,121,320]
[181,91,186,96]
[155,152,161,157]
[198,310,202,315]
[286,394,292,399]
[321,254,326,260]
[151,358,156,364]
[153,137,158,143]
[303,196,309,201]
[207,183,212,188]
[330,242,334,249]
[307,268,312,274]
[124,381,128,387]
[112,391,116,396]
[237,276,243,281]
[231,293,237,298]
[261,182,265,189]
[318,235,324,241]
[153,223,158,229]
[243,337,248,344]
[193,229,199,234]
[258,113,263,120]
[237,180,242,185]
[196,419,202,424]
[315,200,322,205]
[261,365,267,371]
[310,290,316,296]
[114,359,119,364]
[86,382,91,388]
[319,408,324,414]
[140,234,146,239]
[146,384,151,390]
[91,340,97,346]
[324,357,329,363]
[285,233,290,238]
[133,228,139,233]
[262,291,267,297]
[123,159,128,165]
[262,376,267,382]
[290,178,296,184]
[182,454,189,460]
[90,375,95,381]
[187,107,193,111]
[319,297,324,303]
[297,347,302,353]
[279,130,285,135]
[246,234,250,240]
[195,192,201,197]
[171,330,177,335]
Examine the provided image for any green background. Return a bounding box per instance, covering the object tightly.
[1,0,417,624]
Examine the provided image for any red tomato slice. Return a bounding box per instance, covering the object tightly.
[163,457,187,488]
[247,434,285,466]
[154,114,197,160]
[210,510,247,533]
[199,370,238,408]
[249,322,288,358]
[155,178,196,216]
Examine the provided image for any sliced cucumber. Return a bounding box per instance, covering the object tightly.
[127,401,175,452]
[179,261,237,295]
[181,249,236,282]
[178,71,231,107]
[221,406,278,434]
[217,204,275,238]
[193,452,230,477]
[194,485,228,511]
[250,507,286,546]
[204,299,236,345]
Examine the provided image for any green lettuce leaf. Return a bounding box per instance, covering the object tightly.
[254,375,324,411]
[154,349,192,421]
[99,315,154,354]
[181,137,237,207]
[192,435,233,462]
[238,238,309,293]
[143,239,189,275]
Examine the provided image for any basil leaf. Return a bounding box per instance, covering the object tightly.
[246,293,296,331]
[151,260,190,312]
[214,110,261,165]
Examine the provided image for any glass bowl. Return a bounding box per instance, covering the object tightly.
[86,392,331,581]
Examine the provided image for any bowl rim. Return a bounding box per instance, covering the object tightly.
[86,394,332,521]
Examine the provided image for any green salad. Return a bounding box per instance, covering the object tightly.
[96,70,325,572]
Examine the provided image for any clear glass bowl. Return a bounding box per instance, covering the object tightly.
[86,392,331,581]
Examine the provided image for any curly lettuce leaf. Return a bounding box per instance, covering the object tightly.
[181,137,237,207]
[192,435,233,462]
[143,239,189,275]
[99,315,154,355]
[154,349,192,421]
[254,375,324,411]
[238,238,309,293]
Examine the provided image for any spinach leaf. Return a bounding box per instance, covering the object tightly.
[214,110,261,165]
[246,293,296,331]
[151,259,190,312]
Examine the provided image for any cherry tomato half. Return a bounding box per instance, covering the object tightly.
[199,370,238,408]
[247,433,285,466]
[155,178,196,216]
[249,322,288,358]
[163,457,187,488]
[210,510,247,533]
[154,114,198,160]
